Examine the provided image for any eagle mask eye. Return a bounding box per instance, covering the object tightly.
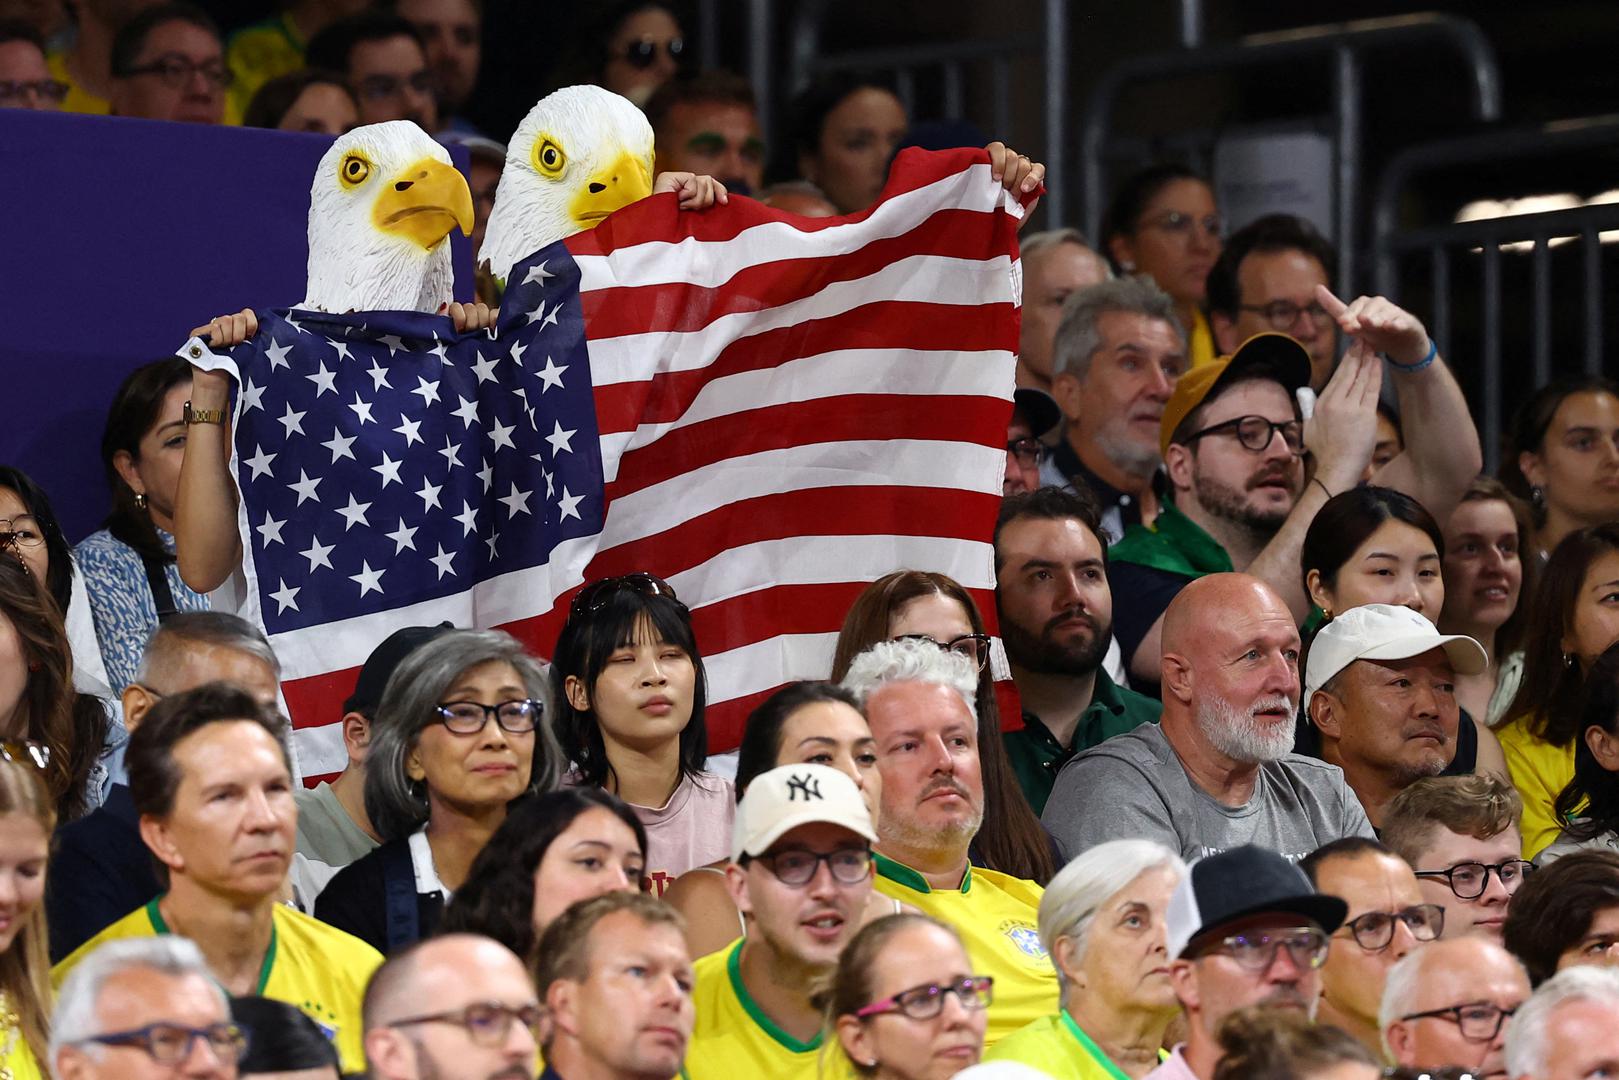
[339,154,372,189]
[533,138,566,177]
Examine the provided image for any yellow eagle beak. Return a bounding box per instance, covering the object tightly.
[568,149,653,228]
[372,157,476,250]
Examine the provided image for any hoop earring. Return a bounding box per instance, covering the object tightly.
[134,491,148,511]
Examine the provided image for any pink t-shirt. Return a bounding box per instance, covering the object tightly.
[635,771,735,896]
[1145,1045,1201,1080]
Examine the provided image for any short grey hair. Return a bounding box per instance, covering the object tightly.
[1040,839,1186,994]
[49,937,226,1063]
[1505,966,1619,1078]
[363,629,562,842]
[840,638,978,722]
[1050,276,1184,381]
[1020,226,1098,260]
[136,610,281,683]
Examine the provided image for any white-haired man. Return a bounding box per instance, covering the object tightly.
[841,638,1059,1048]
[1504,966,1619,1080]
[51,937,244,1080]
[1042,572,1374,861]
[1381,935,1529,1080]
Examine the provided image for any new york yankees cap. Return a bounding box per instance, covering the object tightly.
[733,763,878,862]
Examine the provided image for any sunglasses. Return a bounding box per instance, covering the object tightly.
[569,572,683,617]
[622,37,684,69]
[0,741,49,770]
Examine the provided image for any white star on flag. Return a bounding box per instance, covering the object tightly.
[240,377,265,413]
[451,395,480,429]
[256,512,286,546]
[348,393,376,425]
[373,451,404,488]
[367,360,392,392]
[523,261,554,286]
[243,445,276,481]
[288,469,322,505]
[429,544,456,579]
[278,404,307,438]
[478,458,494,494]
[321,427,356,463]
[264,338,292,369]
[484,530,500,559]
[438,436,462,470]
[557,486,584,521]
[498,482,532,517]
[546,421,576,456]
[300,535,335,572]
[386,518,418,553]
[335,493,372,531]
[349,561,385,596]
[536,356,567,391]
[306,361,338,397]
[378,333,405,356]
[269,578,300,614]
[470,349,500,385]
[332,341,354,363]
[453,500,479,537]
[416,477,443,511]
[488,417,516,452]
[393,415,423,446]
[412,376,441,406]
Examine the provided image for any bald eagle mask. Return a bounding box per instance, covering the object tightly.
[479,85,655,287]
[303,120,475,314]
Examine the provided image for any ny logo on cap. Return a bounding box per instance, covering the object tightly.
[786,772,823,801]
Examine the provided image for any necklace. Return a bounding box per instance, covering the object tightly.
[0,987,18,1080]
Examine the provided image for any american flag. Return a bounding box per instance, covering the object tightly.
[191,147,1028,781]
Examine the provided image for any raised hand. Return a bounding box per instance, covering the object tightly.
[442,301,496,333]
[653,171,730,210]
[985,141,1044,227]
[1315,284,1431,367]
[189,308,258,349]
[1303,336,1383,493]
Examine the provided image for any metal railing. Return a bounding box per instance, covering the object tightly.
[1372,116,1619,470]
[1079,13,1502,294]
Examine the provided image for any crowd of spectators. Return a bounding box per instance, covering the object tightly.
[5,2,1619,1079]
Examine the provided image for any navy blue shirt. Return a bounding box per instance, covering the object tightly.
[46,783,159,962]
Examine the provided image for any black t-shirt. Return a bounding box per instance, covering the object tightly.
[1106,561,1192,695]
[313,837,444,953]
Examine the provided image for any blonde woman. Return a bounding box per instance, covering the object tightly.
[0,748,54,1078]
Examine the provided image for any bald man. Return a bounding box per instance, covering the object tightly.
[364,934,540,1080]
[1042,573,1373,861]
[1382,935,1529,1080]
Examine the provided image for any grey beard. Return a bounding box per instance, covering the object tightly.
[1093,426,1163,479]
[1198,694,1295,764]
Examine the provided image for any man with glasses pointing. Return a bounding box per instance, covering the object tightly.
[1148,844,1348,1080]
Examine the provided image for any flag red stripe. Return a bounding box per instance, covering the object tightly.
[577,210,1008,339]
[591,300,1015,435]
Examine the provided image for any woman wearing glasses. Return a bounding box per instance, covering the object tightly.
[551,573,733,890]
[1101,163,1223,369]
[0,752,53,1080]
[0,556,113,823]
[826,913,992,1079]
[664,680,898,958]
[440,787,648,965]
[832,571,1055,885]
[314,630,562,952]
[986,839,1186,1079]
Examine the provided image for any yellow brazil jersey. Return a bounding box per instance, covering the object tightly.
[1188,308,1216,368]
[684,940,850,1080]
[871,854,1058,1049]
[1497,715,1576,859]
[986,1010,1167,1079]
[225,13,304,122]
[0,1025,43,1080]
[46,51,108,116]
[53,899,382,1074]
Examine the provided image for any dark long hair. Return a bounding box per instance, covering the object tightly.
[1501,374,1619,526]
[99,358,192,564]
[1506,523,1619,745]
[439,788,647,963]
[550,583,710,789]
[734,680,863,800]
[1554,641,1619,838]
[0,466,72,615]
[0,556,109,823]
[1301,486,1445,599]
[830,570,1055,884]
[1100,161,1206,273]
[781,70,900,176]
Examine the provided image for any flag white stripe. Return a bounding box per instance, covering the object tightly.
[701,631,843,701]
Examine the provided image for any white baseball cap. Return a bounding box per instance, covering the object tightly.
[733,763,878,862]
[1303,603,1488,704]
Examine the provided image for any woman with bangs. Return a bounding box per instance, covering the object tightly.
[551,573,733,892]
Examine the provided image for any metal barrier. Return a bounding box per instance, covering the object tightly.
[1372,116,1619,470]
[1079,13,1502,294]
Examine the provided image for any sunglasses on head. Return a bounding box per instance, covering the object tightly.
[623,37,684,68]
[569,572,684,617]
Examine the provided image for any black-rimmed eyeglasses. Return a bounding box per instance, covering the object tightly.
[1006,436,1042,467]
[389,1002,543,1047]
[1239,300,1335,333]
[1336,904,1444,951]
[1180,415,1304,455]
[76,1022,248,1064]
[750,847,873,887]
[1399,1001,1517,1042]
[1199,927,1328,971]
[892,633,992,672]
[856,976,994,1020]
[432,699,542,735]
[117,54,232,89]
[1413,860,1533,900]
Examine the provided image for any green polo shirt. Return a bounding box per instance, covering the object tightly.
[1108,501,1233,578]
[1003,668,1161,815]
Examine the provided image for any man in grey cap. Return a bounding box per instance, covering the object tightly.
[1304,604,1488,829]
[1149,844,1348,1080]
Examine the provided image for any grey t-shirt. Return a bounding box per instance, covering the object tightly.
[1041,721,1374,863]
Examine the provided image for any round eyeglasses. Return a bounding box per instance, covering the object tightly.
[1336,904,1445,951]
[1201,927,1328,972]
[751,847,873,887]
[1181,415,1304,455]
[623,37,684,68]
[1413,860,1533,900]
[79,1022,248,1064]
[0,514,45,550]
[856,976,994,1020]
[389,1001,543,1047]
[433,699,542,735]
[892,633,992,672]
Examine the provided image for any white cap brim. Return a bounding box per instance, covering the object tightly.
[1306,630,1488,702]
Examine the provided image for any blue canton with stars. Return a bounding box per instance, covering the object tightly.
[228,250,603,635]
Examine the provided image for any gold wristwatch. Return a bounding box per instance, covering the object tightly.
[183,401,226,425]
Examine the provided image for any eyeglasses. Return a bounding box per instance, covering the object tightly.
[1006,436,1042,467]
[433,699,542,735]
[0,741,49,770]
[1414,860,1534,900]
[570,572,683,616]
[1200,927,1328,972]
[0,515,45,550]
[0,79,69,106]
[1138,210,1223,241]
[1239,300,1336,333]
[856,976,994,1020]
[355,70,434,103]
[1399,1002,1517,1043]
[1181,414,1304,455]
[389,1001,543,1047]
[622,37,684,69]
[892,633,993,672]
[1337,904,1445,951]
[752,846,873,887]
[78,1022,248,1064]
[117,54,232,89]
